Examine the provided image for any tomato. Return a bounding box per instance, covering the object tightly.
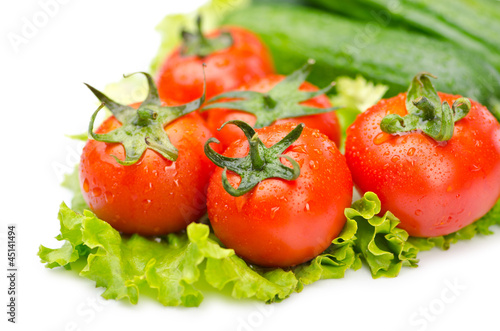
[205,74,341,150]
[345,92,500,237]
[156,25,274,106]
[206,122,352,267]
[80,74,216,236]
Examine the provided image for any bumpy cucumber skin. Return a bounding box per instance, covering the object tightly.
[307,0,500,71]
[222,4,500,108]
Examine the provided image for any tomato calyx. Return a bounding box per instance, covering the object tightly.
[205,120,303,197]
[180,16,233,58]
[202,59,337,128]
[86,71,205,165]
[380,72,471,141]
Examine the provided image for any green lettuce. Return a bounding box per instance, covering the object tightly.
[347,192,419,278]
[46,166,500,306]
[39,203,297,306]
[39,189,424,306]
[102,74,150,106]
[330,75,388,113]
[61,165,88,214]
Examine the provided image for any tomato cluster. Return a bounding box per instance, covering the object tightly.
[79,23,500,268]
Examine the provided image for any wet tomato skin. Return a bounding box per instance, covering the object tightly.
[80,111,216,236]
[205,74,341,150]
[157,26,274,106]
[345,92,500,237]
[207,123,352,267]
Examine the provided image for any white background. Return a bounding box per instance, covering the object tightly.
[1,1,499,331]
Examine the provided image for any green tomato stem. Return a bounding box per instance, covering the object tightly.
[86,70,206,165]
[380,72,471,142]
[201,60,339,128]
[180,16,233,58]
[205,120,303,197]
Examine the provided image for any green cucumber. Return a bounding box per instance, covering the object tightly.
[222,3,500,110]
[306,0,500,71]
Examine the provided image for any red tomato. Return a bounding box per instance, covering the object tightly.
[156,26,274,105]
[207,123,352,267]
[205,74,342,150]
[345,92,500,237]
[80,111,216,236]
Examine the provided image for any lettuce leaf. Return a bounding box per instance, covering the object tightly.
[39,203,297,306]
[346,192,419,278]
[45,163,499,307]
[39,190,422,306]
[330,75,388,112]
[102,74,150,106]
[61,165,88,214]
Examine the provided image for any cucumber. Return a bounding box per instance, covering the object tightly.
[306,0,500,71]
[222,3,500,109]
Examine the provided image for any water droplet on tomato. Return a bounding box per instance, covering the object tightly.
[456,194,461,199]
[164,162,175,173]
[407,147,416,156]
[270,206,280,219]
[470,164,481,172]
[143,199,152,209]
[373,132,392,145]
[215,58,230,68]
[235,196,246,212]
[305,202,310,212]
[92,187,102,197]
[414,209,422,216]
[173,179,179,187]
[291,144,307,154]
[309,160,318,170]
[313,148,322,155]
[391,155,400,163]
[83,179,90,193]
[105,191,114,203]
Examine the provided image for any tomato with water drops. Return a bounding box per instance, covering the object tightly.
[345,73,500,237]
[80,73,217,236]
[206,122,352,267]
